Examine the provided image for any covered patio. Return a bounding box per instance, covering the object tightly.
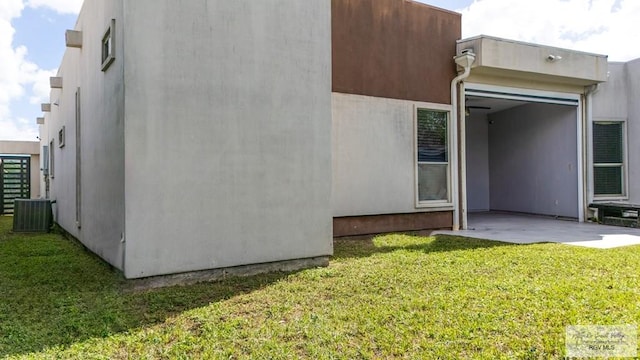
[454,36,608,230]
[434,212,640,248]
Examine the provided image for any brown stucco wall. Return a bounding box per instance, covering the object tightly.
[332,0,461,104]
[333,211,453,237]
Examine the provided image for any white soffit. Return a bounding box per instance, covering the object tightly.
[457,35,608,86]
[465,83,580,106]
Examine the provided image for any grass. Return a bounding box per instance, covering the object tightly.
[0,215,638,359]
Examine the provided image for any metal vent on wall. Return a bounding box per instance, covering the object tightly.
[12,199,53,233]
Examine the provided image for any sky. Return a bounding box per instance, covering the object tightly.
[1,0,639,141]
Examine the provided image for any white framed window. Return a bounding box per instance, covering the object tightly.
[42,145,49,176]
[101,19,115,71]
[593,120,627,199]
[49,139,55,179]
[58,126,65,148]
[415,105,453,208]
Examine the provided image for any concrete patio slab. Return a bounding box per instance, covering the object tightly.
[433,212,640,249]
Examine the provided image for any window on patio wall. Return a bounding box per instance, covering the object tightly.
[416,108,451,206]
[593,121,627,198]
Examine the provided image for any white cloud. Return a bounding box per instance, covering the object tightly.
[458,0,640,61]
[26,0,82,14]
[0,0,59,141]
[0,118,38,141]
[0,0,23,20]
[0,1,26,121]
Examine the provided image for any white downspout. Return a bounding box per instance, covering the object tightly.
[585,83,600,213]
[450,51,476,231]
[460,82,469,230]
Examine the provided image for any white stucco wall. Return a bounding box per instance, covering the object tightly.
[42,0,125,269]
[593,63,628,119]
[122,0,332,278]
[592,60,640,203]
[465,114,490,212]
[488,103,579,218]
[46,60,75,236]
[332,93,452,217]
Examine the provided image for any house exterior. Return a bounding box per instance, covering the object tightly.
[456,36,608,227]
[456,38,640,224]
[39,0,332,279]
[0,141,40,214]
[37,0,637,279]
[331,0,461,236]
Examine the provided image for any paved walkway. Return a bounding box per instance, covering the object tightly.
[433,212,640,249]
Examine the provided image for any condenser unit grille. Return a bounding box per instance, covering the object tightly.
[12,199,53,233]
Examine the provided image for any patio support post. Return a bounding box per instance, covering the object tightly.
[451,51,475,231]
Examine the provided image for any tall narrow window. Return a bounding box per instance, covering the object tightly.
[593,121,626,198]
[49,139,55,179]
[58,126,65,148]
[75,88,82,227]
[416,108,451,205]
[42,145,49,176]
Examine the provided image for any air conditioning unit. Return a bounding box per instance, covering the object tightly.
[12,199,53,233]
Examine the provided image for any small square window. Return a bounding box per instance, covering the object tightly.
[101,19,115,71]
[58,126,65,148]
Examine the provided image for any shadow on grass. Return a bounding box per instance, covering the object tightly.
[332,232,518,260]
[0,216,292,357]
[1,214,521,357]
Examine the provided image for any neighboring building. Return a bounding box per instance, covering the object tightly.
[37,0,636,279]
[0,141,40,214]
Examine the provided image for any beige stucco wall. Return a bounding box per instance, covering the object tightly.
[332,92,453,217]
[627,59,640,204]
[40,0,125,269]
[0,141,39,155]
[592,59,640,204]
[41,0,332,279]
[121,0,333,278]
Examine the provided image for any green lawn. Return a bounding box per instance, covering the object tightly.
[0,215,638,359]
